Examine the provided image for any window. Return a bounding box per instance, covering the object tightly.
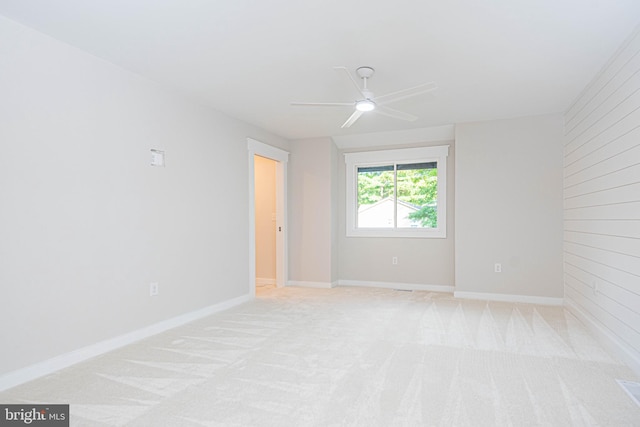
[345,145,449,238]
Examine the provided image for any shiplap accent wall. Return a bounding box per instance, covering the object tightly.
[563,26,640,373]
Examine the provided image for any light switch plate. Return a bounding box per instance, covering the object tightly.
[151,149,165,167]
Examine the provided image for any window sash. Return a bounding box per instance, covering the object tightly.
[345,145,449,239]
[356,162,438,230]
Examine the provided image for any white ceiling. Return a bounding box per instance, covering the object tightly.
[1,1,639,140]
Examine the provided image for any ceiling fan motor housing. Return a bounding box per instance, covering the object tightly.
[361,89,374,100]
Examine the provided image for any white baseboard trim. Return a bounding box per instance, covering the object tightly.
[338,279,454,293]
[256,277,276,286]
[286,280,337,289]
[565,300,640,376]
[454,291,564,306]
[0,293,251,392]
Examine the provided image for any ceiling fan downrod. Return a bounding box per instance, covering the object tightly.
[356,66,376,111]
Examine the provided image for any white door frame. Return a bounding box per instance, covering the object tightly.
[248,138,289,297]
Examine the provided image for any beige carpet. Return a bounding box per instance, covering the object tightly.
[1,286,639,426]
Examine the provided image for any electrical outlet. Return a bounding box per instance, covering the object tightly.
[392,256,398,265]
[494,263,502,273]
[150,282,159,297]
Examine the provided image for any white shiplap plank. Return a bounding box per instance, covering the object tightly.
[564,125,640,178]
[564,201,640,220]
[564,141,640,188]
[564,272,640,338]
[566,62,640,140]
[564,262,640,311]
[564,100,640,165]
[564,241,640,278]
[566,28,640,130]
[565,219,640,239]
[564,280,640,354]
[565,72,640,149]
[565,251,640,297]
[564,163,640,199]
[564,181,640,209]
[564,231,640,258]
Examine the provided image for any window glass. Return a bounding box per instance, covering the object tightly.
[396,162,438,229]
[357,165,394,228]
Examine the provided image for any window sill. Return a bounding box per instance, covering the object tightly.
[346,227,446,239]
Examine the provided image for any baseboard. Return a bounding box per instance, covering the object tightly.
[286,280,337,289]
[565,300,640,377]
[256,277,276,286]
[454,291,564,306]
[338,279,454,293]
[0,293,251,392]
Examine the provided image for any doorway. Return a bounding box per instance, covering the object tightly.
[247,139,289,297]
[254,155,277,291]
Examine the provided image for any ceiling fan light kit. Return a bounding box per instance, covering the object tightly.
[290,66,437,128]
[355,99,376,112]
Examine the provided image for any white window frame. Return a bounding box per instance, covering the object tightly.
[345,145,449,238]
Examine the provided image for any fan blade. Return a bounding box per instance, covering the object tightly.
[341,110,364,128]
[334,66,365,97]
[290,102,354,107]
[376,82,437,106]
[375,105,418,122]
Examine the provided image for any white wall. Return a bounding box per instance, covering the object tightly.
[0,16,289,376]
[287,138,336,286]
[455,114,564,302]
[337,140,455,289]
[254,155,276,283]
[563,26,640,372]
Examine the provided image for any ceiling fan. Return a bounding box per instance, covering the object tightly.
[291,66,437,128]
